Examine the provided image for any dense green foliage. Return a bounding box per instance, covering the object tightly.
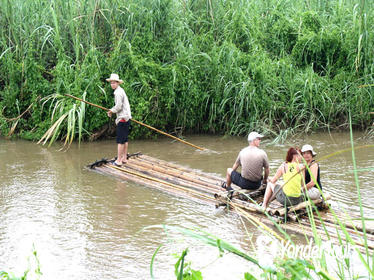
[0,0,373,141]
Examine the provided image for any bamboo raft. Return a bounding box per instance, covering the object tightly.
[89,153,374,253]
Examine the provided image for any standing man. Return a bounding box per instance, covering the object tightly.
[222,132,269,192]
[106,73,132,166]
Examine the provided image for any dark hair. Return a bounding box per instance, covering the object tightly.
[285,147,300,162]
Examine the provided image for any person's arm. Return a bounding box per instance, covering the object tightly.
[123,92,132,119]
[263,153,270,185]
[232,161,240,172]
[263,166,269,185]
[299,164,307,191]
[305,163,318,190]
[231,152,242,172]
[269,163,284,184]
[110,91,124,114]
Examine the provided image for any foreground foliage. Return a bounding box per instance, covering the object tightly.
[0,247,41,280]
[0,0,373,142]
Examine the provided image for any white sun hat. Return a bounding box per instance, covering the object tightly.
[247,131,264,142]
[301,144,317,156]
[106,73,123,84]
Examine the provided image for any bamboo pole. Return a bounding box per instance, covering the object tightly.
[233,201,374,252]
[104,164,217,202]
[227,200,374,253]
[140,154,224,181]
[135,156,223,185]
[309,216,374,242]
[319,212,374,235]
[122,161,219,195]
[216,191,374,245]
[275,194,332,216]
[65,94,206,151]
[293,216,374,248]
[99,165,210,203]
[130,157,221,189]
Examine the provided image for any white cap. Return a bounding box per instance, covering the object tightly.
[301,144,316,156]
[106,73,123,84]
[247,131,264,142]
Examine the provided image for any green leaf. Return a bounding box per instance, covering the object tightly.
[243,272,257,280]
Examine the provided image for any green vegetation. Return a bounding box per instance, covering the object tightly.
[0,0,373,142]
[1,246,41,280]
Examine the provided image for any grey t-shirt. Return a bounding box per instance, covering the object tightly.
[235,146,269,182]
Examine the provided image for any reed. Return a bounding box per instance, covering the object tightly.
[0,0,373,143]
[0,245,41,280]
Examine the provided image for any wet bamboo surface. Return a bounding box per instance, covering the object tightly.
[89,153,374,253]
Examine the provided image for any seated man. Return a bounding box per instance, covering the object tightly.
[222,132,269,192]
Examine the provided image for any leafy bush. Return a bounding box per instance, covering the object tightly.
[0,0,373,142]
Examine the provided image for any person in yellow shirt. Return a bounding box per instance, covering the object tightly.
[262,147,305,210]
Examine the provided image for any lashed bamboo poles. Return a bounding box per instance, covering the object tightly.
[105,164,217,203]
[228,198,374,251]
[90,154,374,254]
[221,195,374,252]
[220,191,374,238]
[65,94,206,151]
[274,194,331,216]
[140,154,224,182]
[308,216,374,242]
[230,194,374,247]
[122,160,219,195]
[211,190,374,249]
[130,157,220,189]
[320,212,374,235]
[289,213,374,248]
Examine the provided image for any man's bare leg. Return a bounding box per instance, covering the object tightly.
[122,142,128,164]
[116,143,124,165]
[226,168,233,187]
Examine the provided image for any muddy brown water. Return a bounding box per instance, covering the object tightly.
[0,132,373,279]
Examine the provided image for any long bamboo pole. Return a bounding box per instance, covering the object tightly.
[132,156,222,186]
[128,158,220,190]
[140,154,224,181]
[65,94,206,151]
[106,164,217,202]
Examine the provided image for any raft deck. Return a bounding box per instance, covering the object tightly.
[89,153,374,253]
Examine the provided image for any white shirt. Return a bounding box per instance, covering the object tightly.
[110,86,132,124]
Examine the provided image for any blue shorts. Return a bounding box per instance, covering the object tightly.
[231,171,261,190]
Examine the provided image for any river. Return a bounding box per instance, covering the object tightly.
[0,132,373,279]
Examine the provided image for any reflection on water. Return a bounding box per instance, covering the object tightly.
[0,132,373,279]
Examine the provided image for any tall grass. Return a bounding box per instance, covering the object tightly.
[0,0,373,142]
